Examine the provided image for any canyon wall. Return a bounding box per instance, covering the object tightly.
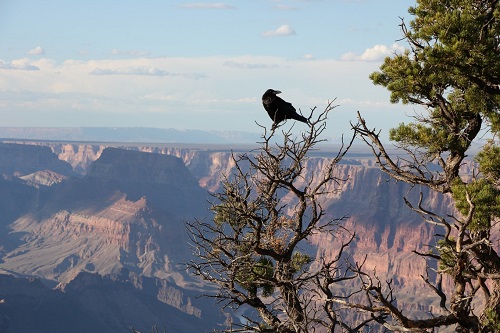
[4,141,460,292]
[0,141,478,332]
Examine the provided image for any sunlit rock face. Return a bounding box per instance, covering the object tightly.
[1,147,209,285]
[0,141,485,332]
[10,142,457,292]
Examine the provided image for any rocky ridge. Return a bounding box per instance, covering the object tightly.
[0,271,222,333]
[3,142,461,288]
[0,141,485,332]
[10,142,461,290]
[1,147,208,285]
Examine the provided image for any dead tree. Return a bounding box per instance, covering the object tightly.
[186,102,381,332]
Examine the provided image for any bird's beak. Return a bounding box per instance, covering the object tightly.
[274,90,282,94]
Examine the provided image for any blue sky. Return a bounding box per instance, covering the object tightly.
[0,0,416,142]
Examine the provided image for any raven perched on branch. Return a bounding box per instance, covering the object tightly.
[262,89,308,126]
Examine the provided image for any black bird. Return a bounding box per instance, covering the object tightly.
[262,89,307,126]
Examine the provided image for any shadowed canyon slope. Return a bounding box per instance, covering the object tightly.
[0,271,223,333]
[0,141,477,331]
[1,147,209,284]
[0,144,224,332]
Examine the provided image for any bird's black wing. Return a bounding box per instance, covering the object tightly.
[263,100,279,121]
[275,97,307,123]
[276,96,296,113]
[273,96,294,123]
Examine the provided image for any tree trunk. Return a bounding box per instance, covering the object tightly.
[480,279,500,332]
[275,262,304,328]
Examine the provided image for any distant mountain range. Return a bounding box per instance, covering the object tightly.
[0,127,261,144]
[0,140,479,332]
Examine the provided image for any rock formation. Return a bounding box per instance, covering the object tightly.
[1,147,209,285]
[0,271,222,333]
[0,143,75,176]
[0,141,479,332]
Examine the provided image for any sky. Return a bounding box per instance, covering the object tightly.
[0,0,418,142]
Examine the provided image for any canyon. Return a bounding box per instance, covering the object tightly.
[0,140,479,332]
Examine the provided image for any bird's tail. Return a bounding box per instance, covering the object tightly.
[293,114,308,123]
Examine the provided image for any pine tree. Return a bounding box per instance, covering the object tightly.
[349,1,500,331]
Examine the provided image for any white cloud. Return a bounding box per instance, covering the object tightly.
[89,67,175,76]
[0,58,40,71]
[340,43,406,61]
[111,49,150,57]
[0,54,411,136]
[177,3,236,9]
[223,60,279,69]
[88,66,207,79]
[302,54,315,60]
[141,93,177,101]
[27,46,45,56]
[262,24,296,37]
